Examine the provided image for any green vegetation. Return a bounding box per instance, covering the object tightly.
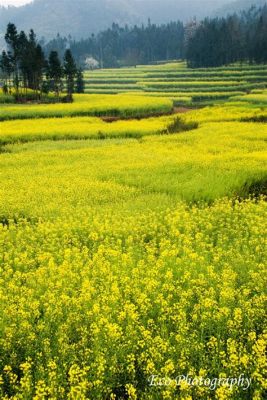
[0,115,193,145]
[38,3,267,69]
[0,93,173,121]
[0,23,84,103]
[82,62,266,106]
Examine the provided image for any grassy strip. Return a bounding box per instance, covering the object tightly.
[0,115,198,145]
[0,94,173,121]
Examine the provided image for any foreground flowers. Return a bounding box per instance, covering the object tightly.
[0,199,266,399]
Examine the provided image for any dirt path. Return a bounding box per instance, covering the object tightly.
[101,106,195,123]
[173,107,195,114]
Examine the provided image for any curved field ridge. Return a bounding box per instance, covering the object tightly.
[0,115,199,145]
[1,122,266,213]
[82,61,267,104]
[0,94,173,121]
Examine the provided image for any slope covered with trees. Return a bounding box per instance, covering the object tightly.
[215,0,267,16]
[0,0,235,40]
[186,4,267,67]
[45,21,185,68]
[43,5,267,68]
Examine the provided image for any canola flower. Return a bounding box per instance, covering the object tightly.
[0,94,173,121]
[233,90,267,105]
[0,121,266,220]
[0,62,266,399]
[0,115,179,145]
[182,103,267,124]
[1,96,267,145]
[0,199,266,399]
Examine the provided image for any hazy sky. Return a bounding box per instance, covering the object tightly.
[0,0,238,7]
[0,0,236,6]
[0,0,32,6]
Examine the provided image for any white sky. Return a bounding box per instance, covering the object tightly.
[0,0,235,6]
[0,0,32,6]
[0,0,237,7]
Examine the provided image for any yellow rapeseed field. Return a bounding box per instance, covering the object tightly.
[0,94,173,121]
[0,115,178,145]
[0,199,266,400]
[0,64,266,400]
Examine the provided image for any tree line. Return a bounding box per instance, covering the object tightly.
[186,5,267,67]
[1,4,266,96]
[45,20,185,68]
[44,5,267,69]
[0,23,84,102]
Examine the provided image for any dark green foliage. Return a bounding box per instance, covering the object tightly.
[1,24,47,100]
[75,68,85,93]
[166,117,198,134]
[0,0,239,40]
[1,23,82,103]
[44,4,267,69]
[4,23,19,93]
[0,50,14,93]
[253,12,267,63]
[47,51,63,98]
[45,21,185,68]
[63,49,77,101]
[237,177,267,200]
[186,5,267,67]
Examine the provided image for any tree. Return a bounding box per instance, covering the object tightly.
[186,5,267,68]
[5,23,20,94]
[84,56,99,70]
[0,50,14,93]
[63,49,77,102]
[18,30,30,93]
[1,24,49,100]
[47,50,63,99]
[44,20,185,68]
[75,68,85,93]
[1,23,87,102]
[34,45,46,98]
[253,9,267,63]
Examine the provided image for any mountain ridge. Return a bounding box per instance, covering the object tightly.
[0,0,265,40]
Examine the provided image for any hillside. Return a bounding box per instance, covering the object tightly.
[0,0,235,40]
[0,0,139,40]
[216,0,267,15]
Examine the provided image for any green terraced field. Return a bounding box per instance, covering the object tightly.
[83,62,267,105]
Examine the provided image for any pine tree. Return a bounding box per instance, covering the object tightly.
[75,68,85,93]
[18,30,30,94]
[63,49,77,102]
[253,8,267,63]
[5,23,20,94]
[35,45,46,98]
[0,50,14,93]
[47,51,63,100]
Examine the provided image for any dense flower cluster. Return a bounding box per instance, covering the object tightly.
[0,62,266,399]
[0,94,173,121]
[0,199,266,399]
[0,115,176,145]
[0,120,266,218]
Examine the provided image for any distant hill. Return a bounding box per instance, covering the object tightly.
[215,0,267,16]
[0,0,235,40]
[0,0,139,40]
